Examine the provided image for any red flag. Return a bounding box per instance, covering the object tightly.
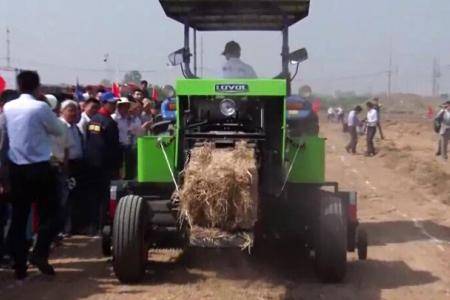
[0,75,6,94]
[151,87,159,101]
[112,82,120,97]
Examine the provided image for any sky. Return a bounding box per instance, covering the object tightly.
[0,0,449,96]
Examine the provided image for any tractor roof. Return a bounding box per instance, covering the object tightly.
[159,0,310,31]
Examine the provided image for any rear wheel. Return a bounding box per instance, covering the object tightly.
[113,195,148,283]
[315,193,347,283]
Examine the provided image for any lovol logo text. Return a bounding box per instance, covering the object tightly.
[215,84,249,93]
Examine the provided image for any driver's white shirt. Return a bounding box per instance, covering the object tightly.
[222,57,257,79]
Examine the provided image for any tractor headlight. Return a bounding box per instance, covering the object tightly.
[220,98,236,117]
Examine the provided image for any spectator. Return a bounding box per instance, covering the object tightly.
[161,85,177,122]
[141,99,155,123]
[48,97,71,239]
[112,98,143,179]
[373,97,385,140]
[0,89,19,266]
[78,98,100,138]
[133,89,145,105]
[140,80,150,99]
[327,107,335,122]
[365,101,378,157]
[58,100,84,234]
[4,71,64,279]
[336,106,344,123]
[85,92,121,235]
[345,105,363,154]
[435,101,450,160]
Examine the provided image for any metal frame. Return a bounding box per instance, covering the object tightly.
[181,18,292,94]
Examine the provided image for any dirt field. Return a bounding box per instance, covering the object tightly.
[0,116,449,300]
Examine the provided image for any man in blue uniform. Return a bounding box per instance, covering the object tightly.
[85,92,122,235]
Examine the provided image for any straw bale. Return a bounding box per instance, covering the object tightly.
[179,141,258,231]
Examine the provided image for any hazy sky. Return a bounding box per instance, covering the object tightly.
[1,0,449,95]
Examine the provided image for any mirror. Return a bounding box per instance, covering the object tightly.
[168,48,185,66]
[289,48,308,64]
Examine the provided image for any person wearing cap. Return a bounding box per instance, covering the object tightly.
[3,71,64,279]
[85,92,122,235]
[221,41,257,79]
[161,85,177,122]
[435,101,450,160]
[345,105,363,154]
[112,97,143,179]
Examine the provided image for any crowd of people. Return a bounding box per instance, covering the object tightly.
[341,96,450,160]
[0,71,176,280]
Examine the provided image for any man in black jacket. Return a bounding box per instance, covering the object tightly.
[85,92,121,235]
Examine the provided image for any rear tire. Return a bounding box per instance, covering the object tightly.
[113,195,148,283]
[315,193,347,283]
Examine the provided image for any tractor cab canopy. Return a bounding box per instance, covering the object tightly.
[159,0,310,31]
[160,0,310,94]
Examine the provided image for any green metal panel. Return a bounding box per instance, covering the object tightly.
[176,79,286,96]
[286,136,325,183]
[137,136,176,183]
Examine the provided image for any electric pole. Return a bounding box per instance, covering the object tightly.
[6,27,11,68]
[193,29,197,76]
[432,57,441,97]
[387,51,392,100]
[200,36,204,77]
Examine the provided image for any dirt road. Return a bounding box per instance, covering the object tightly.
[0,119,449,300]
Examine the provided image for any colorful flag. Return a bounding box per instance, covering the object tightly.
[0,75,6,94]
[151,86,159,101]
[112,82,120,97]
[75,78,84,102]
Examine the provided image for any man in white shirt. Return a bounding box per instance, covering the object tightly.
[221,41,257,79]
[345,105,362,154]
[112,98,143,179]
[4,71,64,279]
[435,101,450,160]
[55,100,85,234]
[365,102,379,156]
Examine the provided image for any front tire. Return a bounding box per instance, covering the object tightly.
[113,195,148,283]
[315,193,347,283]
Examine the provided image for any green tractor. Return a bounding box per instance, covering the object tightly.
[105,0,367,284]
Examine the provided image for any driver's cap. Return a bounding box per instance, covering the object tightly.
[222,41,241,55]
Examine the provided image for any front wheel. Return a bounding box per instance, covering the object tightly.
[315,193,347,283]
[113,195,148,283]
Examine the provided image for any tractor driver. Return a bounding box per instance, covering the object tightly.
[221,41,257,79]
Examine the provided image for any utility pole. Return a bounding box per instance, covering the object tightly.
[432,57,441,97]
[193,29,197,76]
[387,49,392,101]
[200,36,204,77]
[6,27,11,68]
